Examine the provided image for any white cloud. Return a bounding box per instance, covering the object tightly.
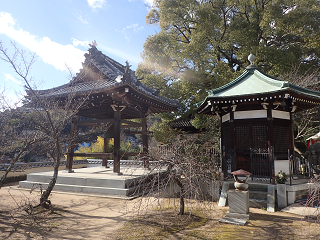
[128,24,144,33]
[118,24,144,41]
[87,0,106,9]
[76,14,89,24]
[5,73,22,85]
[143,0,154,6]
[72,38,90,47]
[0,12,85,72]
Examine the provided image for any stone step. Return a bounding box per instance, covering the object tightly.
[18,167,167,198]
[218,181,276,212]
[249,199,268,208]
[249,190,268,201]
[26,173,137,189]
[248,183,268,192]
[19,180,139,198]
[250,199,268,203]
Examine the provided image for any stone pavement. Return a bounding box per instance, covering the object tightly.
[282,204,320,218]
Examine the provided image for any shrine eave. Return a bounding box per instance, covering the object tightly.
[197,88,320,115]
[32,80,178,107]
[26,45,179,119]
[207,66,286,97]
[197,64,320,114]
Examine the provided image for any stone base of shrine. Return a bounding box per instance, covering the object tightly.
[225,211,250,220]
[18,166,165,199]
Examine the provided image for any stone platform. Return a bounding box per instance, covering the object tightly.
[218,178,314,212]
[18,166,165,199]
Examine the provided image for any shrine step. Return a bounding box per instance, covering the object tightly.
[218,181,275,212]
[249,199,268,208]
[18,181,139,198]
[18,167,165,198]
[24,172,135,189]
[248,184,271,209]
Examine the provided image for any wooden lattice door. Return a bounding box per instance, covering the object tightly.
[235,123,268,172]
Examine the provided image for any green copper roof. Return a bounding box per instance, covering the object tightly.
[208,65,289,97]
[207,65,320,100]
[196,63,320,113]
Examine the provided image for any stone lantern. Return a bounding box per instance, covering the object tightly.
[220,169,252,224]
[231,169,252,191]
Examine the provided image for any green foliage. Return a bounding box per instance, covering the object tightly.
[137,0,320,145]
[152,120,181,144]
[138,0,320,118]
[191,115,220,146]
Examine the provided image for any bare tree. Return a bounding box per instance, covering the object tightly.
[0,41,88,207]
[279,67,320,155]
[0,112,43,189]
[0,75,45,189]
[131,136,221,216]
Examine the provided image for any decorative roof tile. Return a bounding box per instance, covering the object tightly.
[31,46,179,107]
[207,65,320,99]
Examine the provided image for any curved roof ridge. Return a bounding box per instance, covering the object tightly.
[288,83,320,98]
[208,69,250,96]
[253,69,287,87]
[28,45,180,108]
[206,66,296,98]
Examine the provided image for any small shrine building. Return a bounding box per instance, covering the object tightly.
[197,55,320,178]
[31,44,179,174]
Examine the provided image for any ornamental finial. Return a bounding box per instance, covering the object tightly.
[248,54,255,65]
[125,60,131,73]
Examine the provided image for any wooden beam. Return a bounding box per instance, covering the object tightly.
[102,137,109,167]
[77,119,114,125]
[73,152,113,157]
[121,120,142,128]
[77,123,106,127]
[121,123,141,128]
[123,130,152,135]
[141,112,149,168]
[66,115,78,172]
[123,152,141,156]
[113,107,121,173]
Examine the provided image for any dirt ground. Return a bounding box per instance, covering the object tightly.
[0,184,319,240]
[0,184,139,240]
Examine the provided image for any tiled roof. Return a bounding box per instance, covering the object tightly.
[32,46,179,107]
[196,64,320,113]
[208,65,320,99]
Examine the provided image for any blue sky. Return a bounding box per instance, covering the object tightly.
[0,0,157,104]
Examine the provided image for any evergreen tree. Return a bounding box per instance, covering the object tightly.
[137,0,320,143]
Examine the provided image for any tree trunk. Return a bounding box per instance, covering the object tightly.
[179,187,185,215]
[173,176,185,215]
[40,136,61,208]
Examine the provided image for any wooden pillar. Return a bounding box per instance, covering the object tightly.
[267,104,275,183]
[289,112,294,156]
[113,107,121,174]
[219,112,227,178]
[66,115,78,173]
[289,111,295,180]
[102,137,109,168]
[230,110,235,149]
[141,112,149,168]
[267,104,273,148]
[229,109,236,172]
